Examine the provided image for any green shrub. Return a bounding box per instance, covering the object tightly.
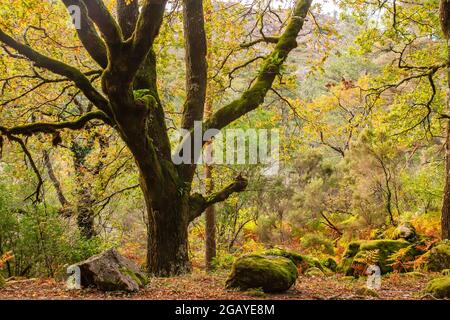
[0,192,105,278]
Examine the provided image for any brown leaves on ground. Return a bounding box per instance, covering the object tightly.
[0,271,440,300]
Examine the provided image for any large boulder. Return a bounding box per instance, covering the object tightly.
[340,240,410,276]
[416,242,450,272]
[225,254,298,293]
[69,248,147,292]
[425,276,450,299]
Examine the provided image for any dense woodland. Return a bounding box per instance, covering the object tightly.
[0,0,450,300]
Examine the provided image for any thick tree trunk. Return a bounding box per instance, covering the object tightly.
[440,1,450,240]
[141,176,192,276]
[443,122,450,240]
[441,37,450,240]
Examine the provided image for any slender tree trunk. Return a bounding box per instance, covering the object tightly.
[204,161,216,271]
[204,0,216,271]
[42,150,69,208]
[71,141,96,239]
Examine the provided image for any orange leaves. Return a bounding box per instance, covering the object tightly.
[0,251,14,269]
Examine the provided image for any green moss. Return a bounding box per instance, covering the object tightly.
[419,243,450,272]
[356,240,410,274]
[355,287,379,298]
[340,240,410,275]
[322,257,337,272]
[343,241,363,258]
[442,269,450,276]
[425,276,450,299]
[338,241,363,275]
[400,272,426,278]
[305,267,325,277]
[262,248,324,273]
[225,254,298,293]
[119,267,148,287]
[0,274,5,288]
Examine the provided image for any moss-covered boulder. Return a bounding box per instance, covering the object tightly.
[425,276,450,299]
[69,248,147,292]
[389,223,417,242]
[305,267,325,277]
[262,248,324,273]
[322,257,338,272]
[355,287,379,298]
[340,240,410,276]
[338,241,363,275]
[417,242,450,272]
[225,254,298,293]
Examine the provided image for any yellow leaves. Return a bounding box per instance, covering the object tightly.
[0,251,14,269]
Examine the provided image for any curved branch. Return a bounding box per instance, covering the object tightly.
[0,29,110,113]
[0,111,110,136]
[7,136,43,203]
[204,0,312,131]
[189,175,248,221]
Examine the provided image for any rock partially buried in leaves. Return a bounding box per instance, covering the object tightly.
[355,287,379,298]
[417,242,450,272]
[69,248,147,292]
[305,267,325,277]
[425,276,450,299]
[225,254,298,293]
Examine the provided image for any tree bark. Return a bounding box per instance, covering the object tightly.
[441,37,450,240]
[441,0,450,240]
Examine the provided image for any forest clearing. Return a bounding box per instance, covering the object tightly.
[0,0,450,307]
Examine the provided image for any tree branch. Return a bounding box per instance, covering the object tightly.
[61,0,108,68]
[80,0,122,47]
[116,0,139,39]
[128,0,168,78]
[189,175,248,221]
[7,136,43,203]
[0,28,110,113]
[204,0,312,131]
[0,111,110,136]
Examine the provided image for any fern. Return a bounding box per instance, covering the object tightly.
[0,251,13,269]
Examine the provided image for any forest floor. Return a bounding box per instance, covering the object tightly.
[0,270,442,300]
